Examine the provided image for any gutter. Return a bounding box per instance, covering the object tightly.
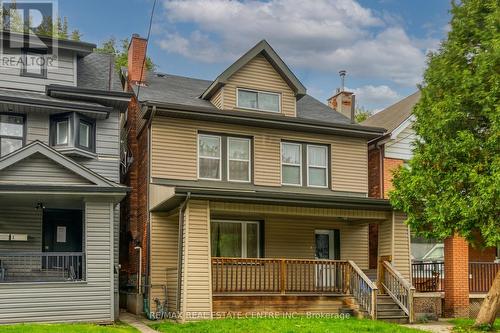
[46,84,133,100]
[176,192,191,313]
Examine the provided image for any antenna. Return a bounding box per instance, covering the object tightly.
[339,70,347,91]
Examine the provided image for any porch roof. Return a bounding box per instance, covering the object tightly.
[151,183,392,212]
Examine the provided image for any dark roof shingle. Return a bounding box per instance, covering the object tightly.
[77,53,123,92]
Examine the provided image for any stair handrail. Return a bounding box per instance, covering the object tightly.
[347,260,378,319]
[380,261,415,323]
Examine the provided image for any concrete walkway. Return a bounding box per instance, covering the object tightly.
[404,320,454,333]
[119,312,158,333]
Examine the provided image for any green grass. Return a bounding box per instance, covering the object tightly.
[0,321,139,333]
[450,318,499,332]
[150,317,424,333]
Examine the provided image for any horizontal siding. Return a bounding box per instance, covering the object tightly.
[0,206,41,252]
[210,87,223,109]
[392,212,411,280]
[385,124,416,161]
[0,200,114,324]
[150,212,178,312]
[183,200,212,318]
[151,117,368,194]
[0,153,91,185]
[0,49,75,92]
[378,218,392,258]
[222,55,296,117]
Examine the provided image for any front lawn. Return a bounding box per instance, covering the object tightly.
[0,322,139,333]
[150,317,425,333]
[450,318,499,332]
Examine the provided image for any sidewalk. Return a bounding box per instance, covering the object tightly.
[120,312,158,333]
[404,320,454,333]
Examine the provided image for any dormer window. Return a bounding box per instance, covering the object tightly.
[50,113,96,156]
[21,50,47,79]
[237,88,280,113]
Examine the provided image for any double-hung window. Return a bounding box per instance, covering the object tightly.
[237,89,280,113]
[198,134,251,182]
[281,142,329,188]
[211,220,259,258]
[0,114,24,157]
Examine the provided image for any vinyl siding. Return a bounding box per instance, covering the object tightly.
[0,206,41,252]
[385,123,416,161]
[0,153,92,185]
[151,117,368,194]
[150,212,179,313]
[0,200,115,324]
[391,211,411,280]
[0,49,75,92]
[378,218,392,258]
[210,87,224,109]
[182,200,212,319]
[222,55,296,117]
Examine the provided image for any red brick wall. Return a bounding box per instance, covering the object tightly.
[383,157,404,199]
[469,245,497,262]
[367,147,382,198]
[444,234,470,317]
[128,35,147,84]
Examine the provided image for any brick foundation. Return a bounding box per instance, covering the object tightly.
[444,234,469,317]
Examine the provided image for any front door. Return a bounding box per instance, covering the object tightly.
[42,209,83,253]
[315,230,340,289]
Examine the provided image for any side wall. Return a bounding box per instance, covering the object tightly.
[0,200,115,324]
[385,123,416,161]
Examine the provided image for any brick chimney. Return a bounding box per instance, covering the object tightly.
[327,70,355,122]
[128,33,148,84]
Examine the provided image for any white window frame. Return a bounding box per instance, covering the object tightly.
[281,142,302,186]
[56,119,70,145]
[211,220,260,258]
[197,134,222,181]
[79,121,90,148]
[227,137,251,183]
[236,88,281,113]
[306,144,329,188]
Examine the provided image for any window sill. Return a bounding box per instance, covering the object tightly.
[54,146,97,159]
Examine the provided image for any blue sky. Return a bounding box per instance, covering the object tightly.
[60,0,452,112]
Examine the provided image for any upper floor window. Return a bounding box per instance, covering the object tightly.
[198,133,251,182]
[50,113,96,153]
[0,114,25,157]
[281,142,329,188]
[21,50,47,79]
[237,88,280,113]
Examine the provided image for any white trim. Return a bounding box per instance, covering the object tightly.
[227,137,251,183]
[314,229,337,259]
[236,88,281,113]
[390,115,415,140]
[306,144,328,188]
[197,134,222,181]
[280,142,302,186]
[211,220,260,258]
[56,119,69,145]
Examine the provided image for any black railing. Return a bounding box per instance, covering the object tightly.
[411,261,444,292]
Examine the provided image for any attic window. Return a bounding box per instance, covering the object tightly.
[21,50,47,79]
[237,88,280,113]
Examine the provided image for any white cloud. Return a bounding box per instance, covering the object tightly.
[157,0,430,87]
[350,85,401,111]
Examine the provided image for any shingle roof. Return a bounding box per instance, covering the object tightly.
[77,53,123,92]
[361,91,420,134]
[134,72,353,126]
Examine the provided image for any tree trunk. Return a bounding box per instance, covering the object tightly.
[474,271,500,327]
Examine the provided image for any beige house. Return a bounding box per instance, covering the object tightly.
[120,37,414,323]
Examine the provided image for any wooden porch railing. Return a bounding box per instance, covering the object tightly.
[469,262,500,293]
[211,257,378,319]
[381,261,415,323]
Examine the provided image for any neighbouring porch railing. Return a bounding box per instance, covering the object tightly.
[211,257,378,319]
[411,261,444,292]
[0,252,85,282]
[381,261,415,323]
[469,262,500,293]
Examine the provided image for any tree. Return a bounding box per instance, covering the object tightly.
[95,37,155,73]
[354,106,372,123]
[389,0,499,326]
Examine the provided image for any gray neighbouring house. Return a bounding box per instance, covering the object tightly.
[0,31,131,323]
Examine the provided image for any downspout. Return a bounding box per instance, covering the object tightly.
[176,192,191,314]
[134,246,142,294]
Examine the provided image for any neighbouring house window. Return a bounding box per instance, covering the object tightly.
[211,220,259,258]
[50,113,95,152]
[307,145,328,187]
[21,50,47,78]
[0,113,25,157]
[281,142,302,186]
[228,137,251,182]
[198,133,252,182]
[237,88,280,113]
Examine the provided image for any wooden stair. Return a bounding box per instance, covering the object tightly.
[376,295,409,323]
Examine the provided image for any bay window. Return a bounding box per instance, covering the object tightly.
[211,220,260,258]
[281,141,329,188]
[50,112,96,154]
[198,133,252,182]
[0,113,25,157]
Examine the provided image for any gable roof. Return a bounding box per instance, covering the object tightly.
[362,91,420,134]
[0,141,126,191]
[200,40,307,100]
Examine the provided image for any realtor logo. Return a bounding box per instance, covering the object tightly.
[1,0,58,70]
